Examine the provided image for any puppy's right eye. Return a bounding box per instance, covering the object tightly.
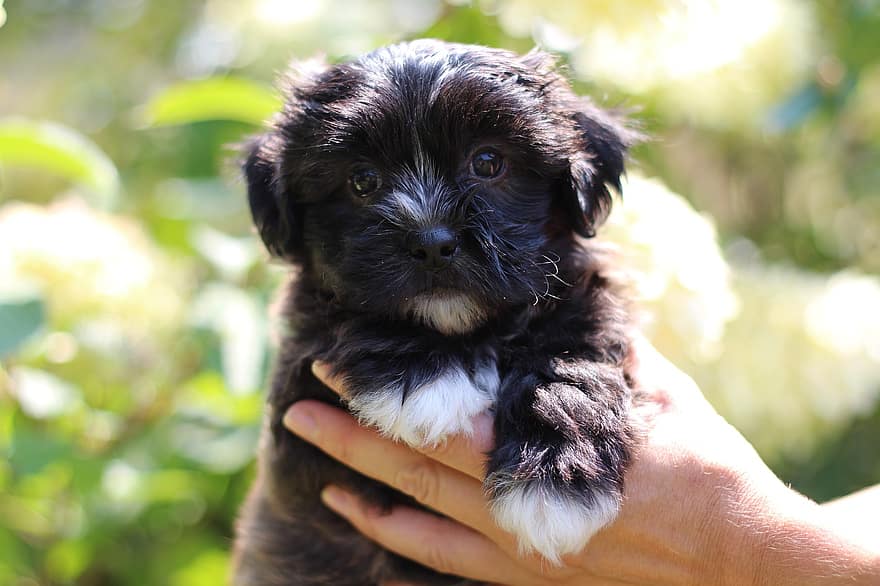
[349,167,382,197]
[471,148,505,179]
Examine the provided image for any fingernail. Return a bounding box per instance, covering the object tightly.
[321,485,353,515]
[311,360,330,381]
[312,361,349,399]
[283,404,318,439]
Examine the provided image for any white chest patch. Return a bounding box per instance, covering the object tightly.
[403,293,487,335]
[349,361,499,448]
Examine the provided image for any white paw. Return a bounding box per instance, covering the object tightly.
[349,364,498,447]
[490,482,619,565]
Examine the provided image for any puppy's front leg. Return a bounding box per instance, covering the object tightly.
[341,352,499,448]
[486,360,634,564]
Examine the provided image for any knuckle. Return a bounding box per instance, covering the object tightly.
[422,541,457,575]
[420,436,454,460]
[394,460,440,505]
[670,370,700,399]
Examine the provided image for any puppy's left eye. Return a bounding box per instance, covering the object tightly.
[471,148,505,179]
[349,167,382,197]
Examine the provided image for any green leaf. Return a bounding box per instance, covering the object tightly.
[9,415,74,476]
[138,77,281,127]
[0,118,120,208]
[171,549,230,586]
[46,540,92,583]
[0,292,45,358]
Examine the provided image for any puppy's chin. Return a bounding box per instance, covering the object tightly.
[402,291,487,335]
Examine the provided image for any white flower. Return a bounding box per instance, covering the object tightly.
[691,267,880,456]
[603,174,738,361]
[0,197,187,337]
[497,0,815,129]
[604,176,880,457]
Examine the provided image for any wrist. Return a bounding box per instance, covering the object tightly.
[697,465,788,586]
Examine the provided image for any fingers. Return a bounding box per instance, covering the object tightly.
[320,485,529,586]
[284,400,509,545]
[311,361,494,481]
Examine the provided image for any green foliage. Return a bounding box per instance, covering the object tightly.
[419,4,532,51]
[0,119,120,208]
[0,292,44,358]
[138,77,282,127]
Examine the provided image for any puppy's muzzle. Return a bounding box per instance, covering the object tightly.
[406,226,459,270]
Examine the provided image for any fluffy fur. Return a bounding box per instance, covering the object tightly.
[490,481,619,565]
[233,39,639,585]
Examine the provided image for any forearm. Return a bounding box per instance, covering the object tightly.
[720,487,880,586]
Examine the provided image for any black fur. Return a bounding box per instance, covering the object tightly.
[234,40,639,585]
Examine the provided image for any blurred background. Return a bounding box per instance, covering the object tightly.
[1,0,878,583]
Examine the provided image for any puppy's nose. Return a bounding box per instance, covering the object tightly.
[408,227,459,270]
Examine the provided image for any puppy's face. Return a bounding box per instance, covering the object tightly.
[246,40,632,334]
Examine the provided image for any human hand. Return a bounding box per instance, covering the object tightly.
[283,338,880,585]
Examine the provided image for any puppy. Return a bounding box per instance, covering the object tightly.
[233,39,639,585]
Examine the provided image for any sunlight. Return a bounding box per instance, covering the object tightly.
[254,0,324,27]
[570,0,807,90]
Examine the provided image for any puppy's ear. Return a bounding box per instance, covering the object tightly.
[244,133,297,257]
[245,57,333,256]
[565,103,638,238]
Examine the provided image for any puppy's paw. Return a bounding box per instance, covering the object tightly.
[488,480,619,565]
[349,365,498,448]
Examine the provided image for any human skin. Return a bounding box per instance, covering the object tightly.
[282,337,880,585]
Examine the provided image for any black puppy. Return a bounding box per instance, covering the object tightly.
[234,40,639,585]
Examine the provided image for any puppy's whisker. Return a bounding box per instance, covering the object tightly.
[540,254,562,278]
[464,208,496,224]
[548,273,574,288]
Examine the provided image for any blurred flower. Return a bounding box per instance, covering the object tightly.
[604,176,880,458]
[101,459,141,504]
[189,283,267,395]
[498,0,668,40]
[190,225,262,283]
[253,0,325,27]
[0,197,187,336]
[0,198,192,425]
[183,0,443,74]
[691,266,880,457]
[603,174,739,361]
[9,368,81,420]
[498,0,815,129]
[806,273,880,361]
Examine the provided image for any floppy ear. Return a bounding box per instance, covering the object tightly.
[244,133,298,257]
[244,57,331,257]
[565,104,637,238]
